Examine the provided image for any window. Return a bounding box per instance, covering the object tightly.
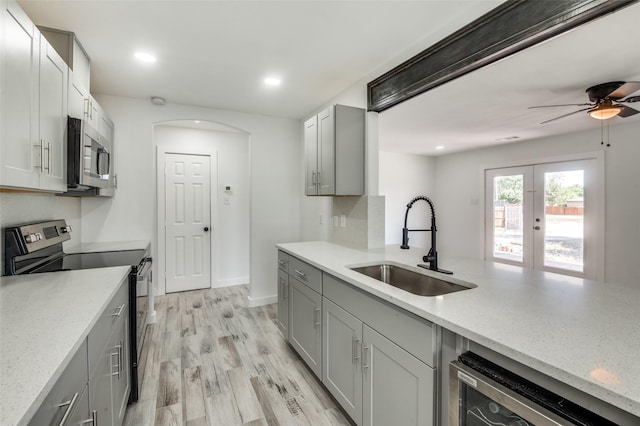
[485,158,603,280]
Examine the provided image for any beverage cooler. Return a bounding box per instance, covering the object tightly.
[449,352,617,426]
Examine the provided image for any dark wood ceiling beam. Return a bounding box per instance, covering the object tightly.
[367,0,638,113]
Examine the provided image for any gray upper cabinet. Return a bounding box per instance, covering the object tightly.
[1,0,67,192]
[38,26,91,120]
[304,104,365,196]
[38,35,68,192]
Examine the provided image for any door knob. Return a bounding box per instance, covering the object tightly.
[204,227,209,232]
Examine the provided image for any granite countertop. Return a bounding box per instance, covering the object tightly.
[64,239,150,254]
[0,266,132,426]
[277,241,640,418]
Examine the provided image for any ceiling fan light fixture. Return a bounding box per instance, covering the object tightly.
[589,104,622,120]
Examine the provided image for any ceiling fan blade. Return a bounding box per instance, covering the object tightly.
[528,103,592,109]
[618,105,640,118]
[539,107,592,124]
[619,95,640,103]
[607,81,640,99]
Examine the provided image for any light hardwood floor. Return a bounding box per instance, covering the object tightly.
[123,285,351,426]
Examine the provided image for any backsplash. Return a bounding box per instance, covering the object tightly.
[332,195,385,249]
[0,192,81,273]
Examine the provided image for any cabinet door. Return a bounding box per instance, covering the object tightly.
[38,36,68,191]
[89,341,113,426]
[304,115,318,195]
[323,298,363,425]
[68,77,88,119]
[289,278,322,377]
[317,107,335,195]
[362,325,435,426]
[277,269,289,336]
[1,0,40,189]
[86,94,100,129]
[111,308,130,425]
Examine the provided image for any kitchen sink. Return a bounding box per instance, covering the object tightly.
[350,263,476,296]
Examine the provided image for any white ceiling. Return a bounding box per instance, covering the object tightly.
[18,0,501,119]
[17,1,640,156]
[378,2,640,155]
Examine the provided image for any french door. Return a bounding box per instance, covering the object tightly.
[485,159,602,280]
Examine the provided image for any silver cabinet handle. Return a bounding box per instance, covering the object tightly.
[37,141,45,170]
[57,392,79,426]
[111,343,122,377]
[294,269,306,278]
[283,281,288,300]
[278,259,286,265]
[80,410,97,425]
[43,142,51,173]
[110,303,125,317]
[316,171,321,188]
[313,307,320,327]
[363,345,370,370]
[352,337,361,363]
[311,171,316,185]
[84,98,90,117]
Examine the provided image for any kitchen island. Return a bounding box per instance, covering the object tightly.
[0,266,131,426]
[277,241,640,420]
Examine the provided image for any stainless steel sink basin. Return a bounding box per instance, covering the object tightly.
[350,263,475,296]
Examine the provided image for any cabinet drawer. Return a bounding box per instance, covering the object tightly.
[88,277,128,376]
[289,256,322,294]
[277,250,289,273]
[28,340,88,426]
[323,273,436,367]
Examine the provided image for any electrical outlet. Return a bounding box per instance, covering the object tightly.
[319,214,324,224]
[340,215,347,227]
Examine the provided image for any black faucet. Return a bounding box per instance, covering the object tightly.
[400,195,453,274]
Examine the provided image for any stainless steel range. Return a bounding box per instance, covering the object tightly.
[3,219,151,404]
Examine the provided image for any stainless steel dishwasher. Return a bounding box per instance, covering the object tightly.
[449,352,618,426]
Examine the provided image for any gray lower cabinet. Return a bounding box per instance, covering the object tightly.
[323,297,435,426]
[323,298,363,425]
[88,282,130,426]
[277,269,289,336]
[288,277,322,377]
[362,325,434,426]
[28,275,129,426]
[28,340,89,426]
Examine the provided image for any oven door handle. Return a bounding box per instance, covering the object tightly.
[137,258,152,280]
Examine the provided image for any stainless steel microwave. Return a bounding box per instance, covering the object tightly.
[67,117,110,190]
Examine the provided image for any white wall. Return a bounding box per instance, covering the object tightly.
[433,121,640,286]
[154,124,250,288]
[379,151,436,248]
[83,95,301,304]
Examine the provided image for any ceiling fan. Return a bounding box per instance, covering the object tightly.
[529,81,640,124]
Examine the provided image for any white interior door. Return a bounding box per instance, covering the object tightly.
[165,153,211,293]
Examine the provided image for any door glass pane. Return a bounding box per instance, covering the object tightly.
[461,385,535,426]
[492,175,524,263]
[543,170,584,272]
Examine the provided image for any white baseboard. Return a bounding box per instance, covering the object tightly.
[214,276,250,288]
[247,294,277,307]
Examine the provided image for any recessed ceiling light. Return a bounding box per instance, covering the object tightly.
[135,52,156,63]
[496,136,520,141]
[435,145,445,150]
[264,77,281,86]
[194,120,200,124]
